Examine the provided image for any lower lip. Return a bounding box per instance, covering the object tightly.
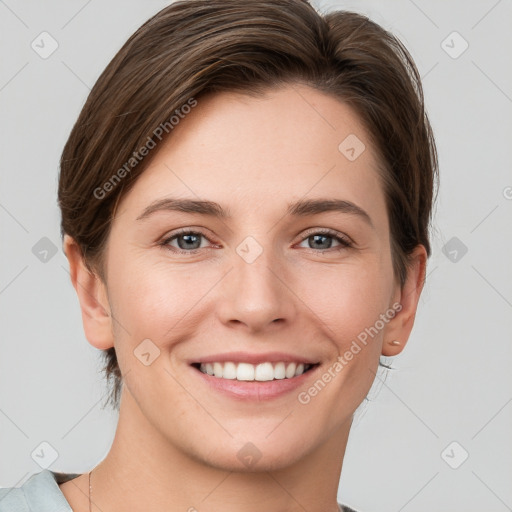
[192,364,319,401]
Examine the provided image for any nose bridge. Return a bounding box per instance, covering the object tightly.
[216,235,296,330]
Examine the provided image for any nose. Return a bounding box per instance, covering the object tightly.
[215,243,297,333]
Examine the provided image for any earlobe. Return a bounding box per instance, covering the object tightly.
[381,245,427,357]
[63,235,114,351]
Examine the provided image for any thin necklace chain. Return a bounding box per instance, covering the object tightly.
[88,468,92,512]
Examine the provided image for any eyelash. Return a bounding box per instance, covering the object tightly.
[159,227,353,255]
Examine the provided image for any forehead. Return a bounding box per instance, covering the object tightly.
[117,84,387,227]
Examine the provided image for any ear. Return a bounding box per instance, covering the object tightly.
[63,235,114,350]
[381,245,427,356]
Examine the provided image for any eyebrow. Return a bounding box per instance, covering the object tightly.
[136,197,373,227]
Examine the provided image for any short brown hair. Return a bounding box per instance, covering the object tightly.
[58,0,438,411]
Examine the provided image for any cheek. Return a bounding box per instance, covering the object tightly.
[107,257,221,355]
[112,268,188,324]
[298,256,394,344]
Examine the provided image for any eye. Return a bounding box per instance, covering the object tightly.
[296,229,353,252]
[159,227,353,255]
[160,229,214,254]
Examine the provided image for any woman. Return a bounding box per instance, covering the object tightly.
[0,0,437,510]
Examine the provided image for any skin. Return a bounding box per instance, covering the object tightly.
[61,83,426,512]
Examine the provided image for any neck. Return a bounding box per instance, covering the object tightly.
[90,388,350,512]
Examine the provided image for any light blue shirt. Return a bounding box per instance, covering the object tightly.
[0,469,359,511]
[0,470,78,512]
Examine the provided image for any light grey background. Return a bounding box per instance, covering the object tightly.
[1,1,511,511]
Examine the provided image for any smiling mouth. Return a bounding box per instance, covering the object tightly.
[191,361,318,381]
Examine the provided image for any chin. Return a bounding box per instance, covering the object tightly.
[188,432,316,473]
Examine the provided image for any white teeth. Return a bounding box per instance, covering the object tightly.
[222,362,237,379]
[237,363,255,381]
[213,362,223,378]
[274,362,286,379]
[198,361,312,381]
[285,362,296,378]
[254,362,274,381]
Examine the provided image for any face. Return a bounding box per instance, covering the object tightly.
[78,84,419,472]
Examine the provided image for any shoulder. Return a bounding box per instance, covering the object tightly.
[339,505,361,512]
[0,469,79,512]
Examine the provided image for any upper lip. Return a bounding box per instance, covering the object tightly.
[189,351,319,365]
